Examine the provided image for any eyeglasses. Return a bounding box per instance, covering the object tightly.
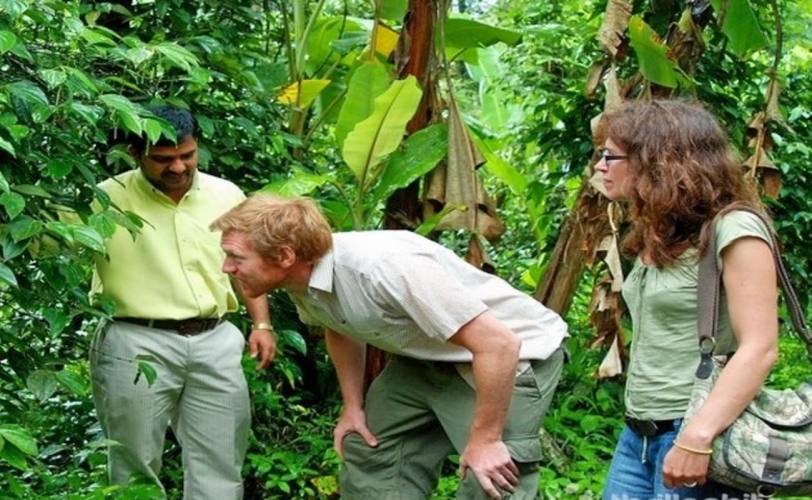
[597,147,628,166]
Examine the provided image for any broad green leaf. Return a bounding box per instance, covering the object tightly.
[277,80,332,109]
[155,42,199,71]
[0,171,8,192]
[341,76,423,186]
[31,103,53,124]
[69,103,104,125]
[261,170,330,198]
[80,27,117,47]
[101,95,142,135]
[72,225,106,253]
[6,124,29,142]
[67,68,99,94]
[0,442,27,470]
[307,18,353,74]
[0,426,37,457]
[9,216,41,241]
[0,31,17,54]
[45,221,74,243]
[144,118,165,144]
[444,19,522,50]
[43,307,70,337]
[47,159,73,179]
[100,94,137,114]
[0,263,16,286]
[135,360,158,388]
[38,69,67,89]
[332,31,369,55]
[371,123,448,206]
[335,62,392,148]
[55,369,88,396]
[628,16,688,88]
[0,136,14,156]
[13,184,51,198]
[279,329,307,355]
[0,0,27,19]
[123,46,154,66]
[26,370,58,403]
[1,235,26,261]
[89,212,118,238]
[104,210,143,234]
[6,80,49,106]
[0,192,25,219]
[711,0,768,56]
[471,133,527,194]
[380,0,408,21]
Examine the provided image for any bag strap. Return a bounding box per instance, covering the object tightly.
[696,207,812,374]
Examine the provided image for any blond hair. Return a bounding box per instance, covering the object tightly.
[210,194,333,264]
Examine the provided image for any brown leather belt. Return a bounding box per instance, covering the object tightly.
[116,317,225,335]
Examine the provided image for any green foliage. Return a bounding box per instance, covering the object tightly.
[3,0,812,498]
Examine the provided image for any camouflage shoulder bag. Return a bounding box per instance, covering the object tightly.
[679,207,812,498]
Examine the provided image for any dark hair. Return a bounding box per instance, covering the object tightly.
[604,99,762,267]
[129,104,198,153]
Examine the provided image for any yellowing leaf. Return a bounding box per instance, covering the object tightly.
[374,24,399,57]
[277,80,331,108]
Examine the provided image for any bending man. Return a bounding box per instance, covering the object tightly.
[212,194,568,500]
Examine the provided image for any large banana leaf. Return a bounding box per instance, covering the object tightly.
[710,0,768,57]
[370,123,448,208]
[628,16,690,88]
[335,62,392,148]
[341,76,422,186]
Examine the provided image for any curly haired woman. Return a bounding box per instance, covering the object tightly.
[597,100,778,500]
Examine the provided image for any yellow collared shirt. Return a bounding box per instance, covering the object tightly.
[92,169,244,319]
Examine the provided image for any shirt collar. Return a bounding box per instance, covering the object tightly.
[307,248,334,293]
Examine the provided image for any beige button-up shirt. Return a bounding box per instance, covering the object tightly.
[290,230,568,363]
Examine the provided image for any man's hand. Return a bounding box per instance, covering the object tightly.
[459,439,519,499]
[333,407,378,459]
[247,329,276,370]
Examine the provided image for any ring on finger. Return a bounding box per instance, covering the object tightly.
[685,481,697,488]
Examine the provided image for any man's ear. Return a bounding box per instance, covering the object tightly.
[278,246,297,268]
[127,145,140,161]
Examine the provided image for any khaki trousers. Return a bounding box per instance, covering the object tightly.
[90,319,250,500]
[340,349,565,500]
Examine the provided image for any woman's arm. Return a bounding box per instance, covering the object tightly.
[662,236,778,488]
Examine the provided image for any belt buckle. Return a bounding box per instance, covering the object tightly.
[626,416,658,437]
[178,320,203,335]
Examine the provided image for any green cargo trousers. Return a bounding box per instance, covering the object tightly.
[340,348,565,500]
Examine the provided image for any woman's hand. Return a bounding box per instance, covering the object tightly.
[662,442,711,489]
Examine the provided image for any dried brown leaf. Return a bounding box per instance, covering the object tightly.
[597,0,633,58]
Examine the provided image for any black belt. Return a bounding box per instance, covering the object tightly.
[625,416,676,437]
[116,317,224,335]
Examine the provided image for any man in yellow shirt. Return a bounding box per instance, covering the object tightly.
[88,105,274,500]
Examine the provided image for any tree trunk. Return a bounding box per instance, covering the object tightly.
[366,0,439,385]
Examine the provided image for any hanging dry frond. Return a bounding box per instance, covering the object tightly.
[464,234,496,274]
[424,96,505,242]
[585,60,607,99]
[597,0,633,59]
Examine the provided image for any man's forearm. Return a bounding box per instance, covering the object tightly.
[469,346,519,442]
[325,330,367,411]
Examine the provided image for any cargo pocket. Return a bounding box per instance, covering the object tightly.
[505,435,543,464]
